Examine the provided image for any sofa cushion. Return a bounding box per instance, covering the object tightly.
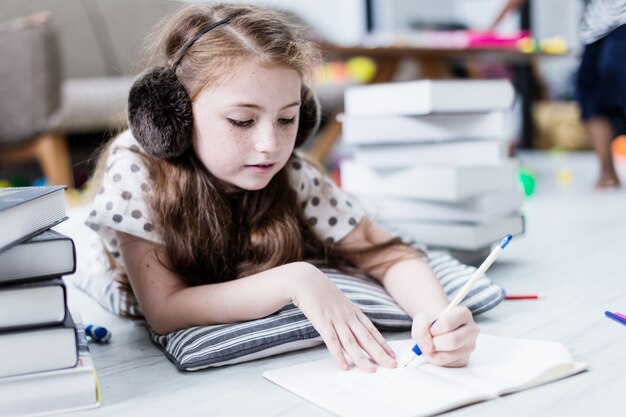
[0,12,61,143]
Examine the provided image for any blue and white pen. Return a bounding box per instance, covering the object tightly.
[402,234,513,368]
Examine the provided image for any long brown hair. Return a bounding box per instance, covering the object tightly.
[91,4,416,297]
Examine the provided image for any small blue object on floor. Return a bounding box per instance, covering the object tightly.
[85,324,112,343]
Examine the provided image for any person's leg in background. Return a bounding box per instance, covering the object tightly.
[577,24,626,188]
[584,116,620,187]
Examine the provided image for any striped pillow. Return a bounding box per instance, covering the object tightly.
[150,251,505,371]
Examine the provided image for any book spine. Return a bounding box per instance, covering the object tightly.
[75,320,89,355]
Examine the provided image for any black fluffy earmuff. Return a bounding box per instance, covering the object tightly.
[296,84,321,148]
[127,66,193,159]
[127,14,320,160]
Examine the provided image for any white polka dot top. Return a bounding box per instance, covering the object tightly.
[85,130,365,264]
[285,158,364,244]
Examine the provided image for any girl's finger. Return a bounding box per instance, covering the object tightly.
[351,320,397,368]
[411,314,434,355]
[356,311,397,359]
[430,306,472,336]
[334,323,376,373]
[431,322,479,353]
[315,322,350,371]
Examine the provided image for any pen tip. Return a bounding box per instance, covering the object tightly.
[500,234,512,249]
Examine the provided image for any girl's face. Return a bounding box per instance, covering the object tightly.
[191,62,302,192]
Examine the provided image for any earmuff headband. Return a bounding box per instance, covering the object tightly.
[172,12,243,70]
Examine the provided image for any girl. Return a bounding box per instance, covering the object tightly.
[86,3,479,373]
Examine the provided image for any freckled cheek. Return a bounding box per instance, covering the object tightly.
[225,129,250,151]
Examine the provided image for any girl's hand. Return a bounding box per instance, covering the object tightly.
[411,306,479,367]
[289,263,397,372]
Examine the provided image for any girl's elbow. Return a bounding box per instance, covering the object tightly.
[143,311,175,335]
[140,299,183,335]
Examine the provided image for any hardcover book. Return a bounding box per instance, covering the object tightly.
[344,79,515,117]
[341,112,506,144]
[340,160,519,202]
[0,186,67,253]
[359,188,524,224]
[387,214,525,251]
[0,277,67,330]
[0,318,100,416]
[350,140,507,168]
[0,229,76,284]
[0,308,77,378]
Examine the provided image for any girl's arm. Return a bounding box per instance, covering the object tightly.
[116,231,296,332]
[115,231,397,372]
[338,217,479,367]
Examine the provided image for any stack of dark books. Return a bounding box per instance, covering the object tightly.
[0,186,100,415]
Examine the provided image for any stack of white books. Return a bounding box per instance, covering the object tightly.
[340,79,524,252]
[0,187,100,416]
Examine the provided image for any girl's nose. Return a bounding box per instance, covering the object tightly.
[255,125,279,153]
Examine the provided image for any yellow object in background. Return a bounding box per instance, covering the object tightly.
[556,167,573,187]
[549,147,574,187]
[516,37,537,53]
[316,57,377,85]
[517,36,567,54]
[540,36,568,54]
[345,56,377,83]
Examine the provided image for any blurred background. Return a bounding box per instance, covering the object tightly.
[0,0,611,190]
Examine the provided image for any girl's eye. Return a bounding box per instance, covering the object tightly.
[228,119,254,127]
[278,117,296,125]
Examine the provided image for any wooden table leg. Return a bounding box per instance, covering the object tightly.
[34,132,74,187]
[418,58,453,79]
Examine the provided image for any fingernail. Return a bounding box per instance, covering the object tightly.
[342,362,350,371]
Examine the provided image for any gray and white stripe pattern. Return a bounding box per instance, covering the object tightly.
[580,0,626,44]
[150,251,505,371]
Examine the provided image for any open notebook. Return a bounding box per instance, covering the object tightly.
[263,334,587,417]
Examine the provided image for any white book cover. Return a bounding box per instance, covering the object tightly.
[341,112,506,144]
[340,159,519,202]
[263,334,587,417]
[359,188,524,224]
[387,214,525,251]
[0,310,77,378]
[0,316,100,416]
[344,79,515,117]
[351,140,507,168]
[0,278,66,330]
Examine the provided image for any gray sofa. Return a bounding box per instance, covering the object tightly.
[0,0,183,135]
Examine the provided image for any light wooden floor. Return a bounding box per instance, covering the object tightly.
[64,150,626,417]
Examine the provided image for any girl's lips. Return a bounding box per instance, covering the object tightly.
[245,163,275,173]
